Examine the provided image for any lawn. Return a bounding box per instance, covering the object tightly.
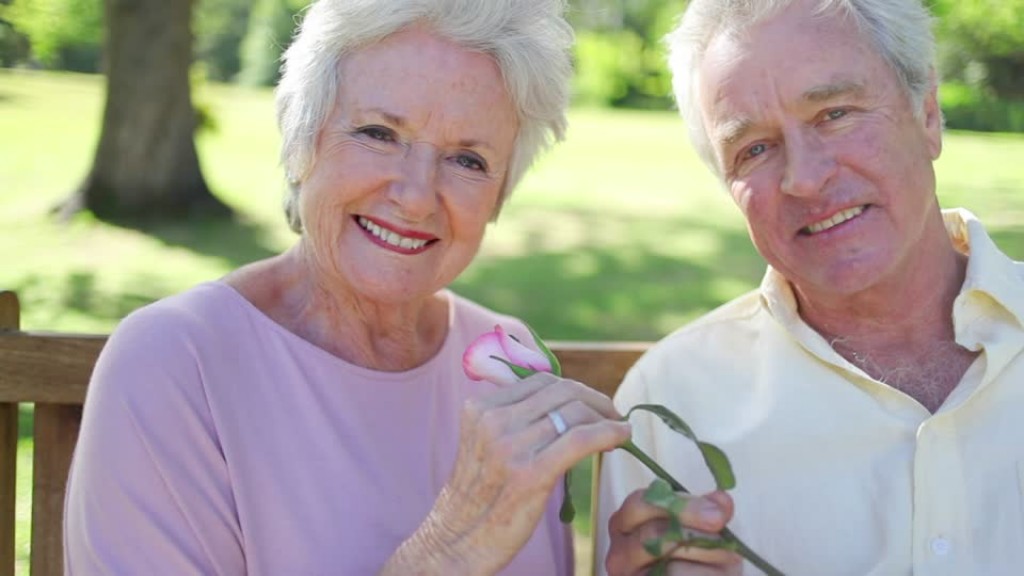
[3,69,1023,575]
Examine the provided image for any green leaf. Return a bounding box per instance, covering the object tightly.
[525,322,562,377]
[626,405,737,492]
[625,404,697,441]
[559,469,575,523]
[649,561,669,576]
[643,538,663,558]
[643,478,678,509]
[490,356,537,380]
[697,441,737,491]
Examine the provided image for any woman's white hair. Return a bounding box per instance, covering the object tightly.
[666,0,936,178]
[275,0,573,233]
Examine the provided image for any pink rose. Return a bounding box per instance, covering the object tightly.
[462,325,554,386]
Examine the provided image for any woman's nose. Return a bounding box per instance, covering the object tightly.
[388,142,440,218]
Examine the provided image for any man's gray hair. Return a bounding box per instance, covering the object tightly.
[276,0,573,233]
[666,0,936,177]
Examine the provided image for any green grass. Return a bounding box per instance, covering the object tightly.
[3,69,1024,575]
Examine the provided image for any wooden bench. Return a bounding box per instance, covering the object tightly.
[0,289,649,576]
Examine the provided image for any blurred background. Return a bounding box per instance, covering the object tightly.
[1,0,1022,574]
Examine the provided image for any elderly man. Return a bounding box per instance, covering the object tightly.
[597,0,1024,574]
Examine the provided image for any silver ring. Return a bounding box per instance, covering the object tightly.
[547,409,568,436]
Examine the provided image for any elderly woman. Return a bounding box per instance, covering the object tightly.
[62,0,631,574]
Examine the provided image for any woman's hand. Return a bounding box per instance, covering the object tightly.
[382,372,632,574]
[606,487,742,576]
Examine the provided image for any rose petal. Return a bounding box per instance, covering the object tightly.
[462,332,521,386]
[496,325,553,373]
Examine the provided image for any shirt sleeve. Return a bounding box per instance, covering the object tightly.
[64,304,245,576]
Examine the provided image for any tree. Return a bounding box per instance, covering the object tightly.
[64,0,231,222]
[3,0,102,71]
[237,0,302,87]
[932,0,1024,98]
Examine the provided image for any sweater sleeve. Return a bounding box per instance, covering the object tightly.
[64,303,245,576]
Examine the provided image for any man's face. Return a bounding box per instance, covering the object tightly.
[698,0,944,300]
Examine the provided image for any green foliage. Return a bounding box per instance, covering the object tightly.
[940,82,1024,133]
[3,0,101,70]
[237,0,306,87]
[0,15,29,67]
[195,0,252,82]
[932,0,1024,99]
[572,30,673,109]
[570,0,685,110]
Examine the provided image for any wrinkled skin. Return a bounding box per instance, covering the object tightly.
[605,487,741,576]
[384,372,631,573]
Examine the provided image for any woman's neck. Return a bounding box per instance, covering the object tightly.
[227,245,449,372]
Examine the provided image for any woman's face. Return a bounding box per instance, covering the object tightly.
[299,27,518,304]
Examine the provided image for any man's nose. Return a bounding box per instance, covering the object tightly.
[780,128,837,198]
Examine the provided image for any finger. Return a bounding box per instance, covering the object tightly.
[533,417,632,478]
[663,558,742,576]
[469,373,555,412]
[605,516,670,575]
[499,374,624,430]
[609,489,732,537]
[609,489,676,536]
[609,520,740,576]
[665,539,743,567]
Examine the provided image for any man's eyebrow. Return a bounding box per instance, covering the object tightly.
[714,117,753,149]
[803,80,865,102]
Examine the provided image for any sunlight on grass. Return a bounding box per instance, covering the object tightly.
[15,438,33,576]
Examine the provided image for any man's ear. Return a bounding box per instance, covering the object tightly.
[922,68,943,160]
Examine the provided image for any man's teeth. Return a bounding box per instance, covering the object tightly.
[805,206,865,234]
[358,217,428,250]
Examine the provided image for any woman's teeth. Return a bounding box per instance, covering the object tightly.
[804,206,865,234]
[357,217,429,250]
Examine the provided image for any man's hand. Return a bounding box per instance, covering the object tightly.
[606,487,742,576]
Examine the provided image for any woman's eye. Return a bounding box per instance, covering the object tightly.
[357,126,396,142]
[455,153,487,172]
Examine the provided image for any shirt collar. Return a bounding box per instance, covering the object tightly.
[946,208,1024,347]
[759,208,1024,340]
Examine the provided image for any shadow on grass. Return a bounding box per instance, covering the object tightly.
[123,212,281,269]
[453,210,764,341]
[13,272,172,327]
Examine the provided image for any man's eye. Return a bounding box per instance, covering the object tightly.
[744,143,767,159]
[455,153,486,172]
[357,126,396,142]
[825,109,848,121]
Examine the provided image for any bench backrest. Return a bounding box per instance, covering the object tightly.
[0,289,648,576]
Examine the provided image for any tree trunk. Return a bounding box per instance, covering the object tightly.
[66,0,231,222]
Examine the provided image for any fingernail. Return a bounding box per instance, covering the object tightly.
[695,499,723,524]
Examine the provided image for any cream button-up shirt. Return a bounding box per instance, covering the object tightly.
[596,209,1024,575]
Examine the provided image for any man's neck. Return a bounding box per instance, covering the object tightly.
[795,248,976,412]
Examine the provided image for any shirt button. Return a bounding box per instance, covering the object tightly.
[930,537,951,556]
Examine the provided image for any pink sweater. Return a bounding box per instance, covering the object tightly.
[64,282,572,575]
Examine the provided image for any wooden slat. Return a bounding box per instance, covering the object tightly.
[0,291,20,576]
[550,341,649,399]
[0,333,105,403]
[0,335,641,404]
[30,404,81,576]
